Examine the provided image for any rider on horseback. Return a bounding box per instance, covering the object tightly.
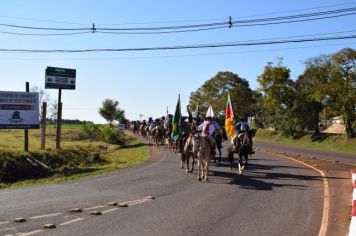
[197,105,221,156]
[234,117,255,155]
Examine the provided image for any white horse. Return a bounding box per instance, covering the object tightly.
[197,135,212,181]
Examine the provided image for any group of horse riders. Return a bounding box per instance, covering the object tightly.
[128,104,255,162]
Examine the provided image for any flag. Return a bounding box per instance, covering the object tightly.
[225,92,235,139]
[171,94,181,142]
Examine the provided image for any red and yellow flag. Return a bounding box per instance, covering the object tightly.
[225,92,235,139]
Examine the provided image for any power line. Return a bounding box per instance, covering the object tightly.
[0,6,355,35]
[0,34,354,53]
[1,42,354,61]
[233,12,356,27]
[1,1,354,26]
[0,30,91,36]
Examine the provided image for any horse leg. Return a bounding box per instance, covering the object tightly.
[205,158,210,181]
[218,148,222,163]
[245,152,249,169]
[197,158,202,181]
[238,153,244,175]
[189,155,195,173]
[228,151,233,171]
[180,153,184,169]
[186,154,190,173]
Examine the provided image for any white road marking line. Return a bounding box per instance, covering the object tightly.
[267,151,329,236]
[0,220,10,225]
[59,217,85,226]
[16,229,43,236]
[120,197,153,206]
[127,200,146,206]
[102,208,118,214]
[83,205,105,210]
[29,212,63,219]
[122,200,141,204]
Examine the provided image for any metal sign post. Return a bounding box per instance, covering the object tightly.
[56,89,62,150]
[24,82,29,152]
[41,102,47,150]
[45,66,76,150]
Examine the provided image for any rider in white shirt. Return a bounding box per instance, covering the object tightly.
[197,115,221,155]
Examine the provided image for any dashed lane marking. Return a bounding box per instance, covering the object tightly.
[16,229,43,236]
[29,212,63,219]
[127,200,147,206]
[120,199,148,206]
[83,205,105,210]
[102,208,118,214]
[0,221,9,225]
[58,217,85,226]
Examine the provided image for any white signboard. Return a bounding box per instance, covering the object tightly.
[118,123,126,132]
[0,91,39,129]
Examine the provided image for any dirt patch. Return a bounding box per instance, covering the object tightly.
[258,148,352,236]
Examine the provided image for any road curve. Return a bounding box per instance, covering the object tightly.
[0,144,324,236]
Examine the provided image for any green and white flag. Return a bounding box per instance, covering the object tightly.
[171,94,181,142]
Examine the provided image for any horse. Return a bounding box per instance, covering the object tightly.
[213,130,223,164]
[180,133,200,173]
[227,131,251,175]
[132,122,139,134]
[153,125,163,147]
[139,123,147,138]
[197,135,212,181]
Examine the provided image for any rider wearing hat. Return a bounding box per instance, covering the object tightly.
[234,117,255,155]
[197,105,221,156]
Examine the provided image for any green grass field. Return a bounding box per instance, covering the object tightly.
[0,125,148,188]
[254,129,356,154]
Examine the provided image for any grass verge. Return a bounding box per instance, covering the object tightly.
[0,127,148,189]
[254,129,356,154]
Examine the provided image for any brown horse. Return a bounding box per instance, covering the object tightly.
[153,125,163,147]
[197,135,212,181]
[213,130,223,164]
[180,133,200,173]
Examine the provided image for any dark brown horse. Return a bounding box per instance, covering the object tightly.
[213,130,223,164]
[227,131,252,175]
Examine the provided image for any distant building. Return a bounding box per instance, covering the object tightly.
[330,116,343,124]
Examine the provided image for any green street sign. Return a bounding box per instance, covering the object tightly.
[45,66,76,90]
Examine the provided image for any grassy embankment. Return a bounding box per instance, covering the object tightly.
[254,129,356,154]
[0,124,148,188]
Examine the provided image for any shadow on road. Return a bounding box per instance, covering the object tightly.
[205,156,347,191]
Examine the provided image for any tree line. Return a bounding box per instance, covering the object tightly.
[189,48,355,138]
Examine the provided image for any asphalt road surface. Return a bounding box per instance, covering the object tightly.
[0,142,328,236]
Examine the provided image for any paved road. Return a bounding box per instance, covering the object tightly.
[0,144,324,236]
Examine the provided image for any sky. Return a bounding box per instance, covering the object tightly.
[0,0,355,123]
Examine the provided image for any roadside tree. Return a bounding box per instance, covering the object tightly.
[99,99,125,126]
[189,71,254,122]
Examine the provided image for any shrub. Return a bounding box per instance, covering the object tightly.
[78,123,101,140]
[100,127,125,145]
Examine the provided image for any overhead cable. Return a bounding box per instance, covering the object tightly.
[0,34,354,53]
[0,6,355,34]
